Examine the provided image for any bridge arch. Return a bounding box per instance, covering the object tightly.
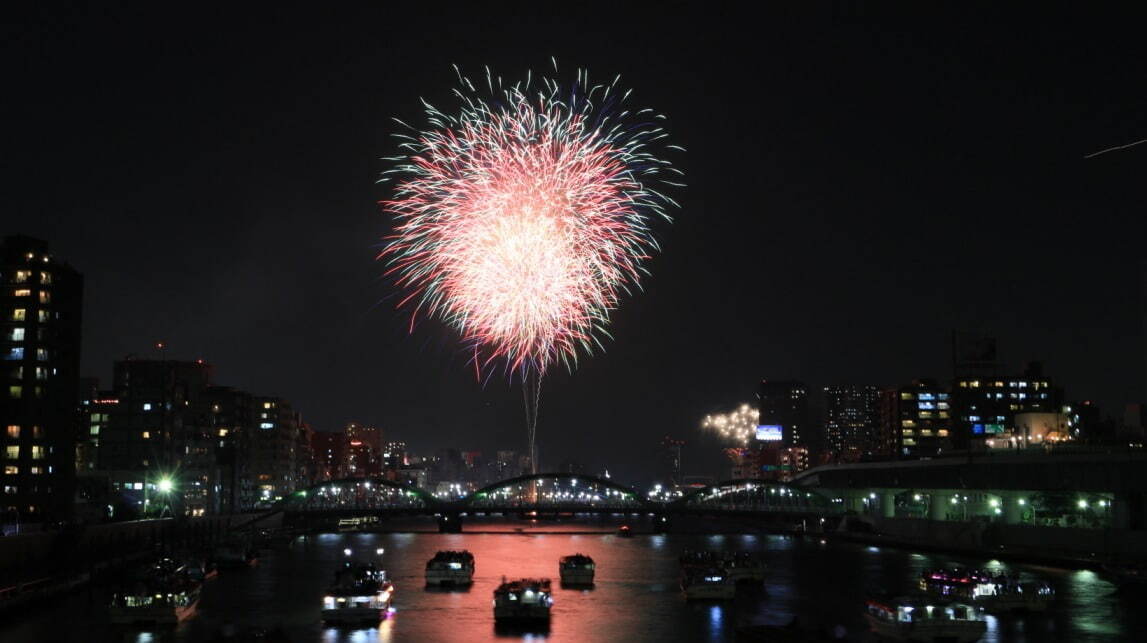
[279,477,440,513]
[461,472,649,512]
[672,479,837,513]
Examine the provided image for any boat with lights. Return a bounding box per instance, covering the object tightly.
[920,568,1053,612]
[425,550,475,587]
[558,554,595,586]
[864,596,987,642]
[493,578,553,621]
[681,567,736,600]
[680,549,766,583]
[321,561,394,623]
[109,558,200,624]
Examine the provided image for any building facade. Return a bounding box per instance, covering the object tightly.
[822,384,882,459]
[1,236,83,522]
[883,379,953,457]
[952,362,1063,449]
[757,380,810,447]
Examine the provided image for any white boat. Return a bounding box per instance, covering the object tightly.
[559,554,595,586]
[321,562,394,624]
[921,568,1053,612]
[865,596,987,642]
[493,578,553,621]
[109,558,200,625]
[681,568,736,600]
[425,550,474,587]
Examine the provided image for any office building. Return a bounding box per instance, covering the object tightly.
[883,379,952,457]
[822,384,882,459]
[757,380,810,447]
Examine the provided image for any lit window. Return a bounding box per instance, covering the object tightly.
[5,425,18,438]
[34,367,47,380]
[30,446,45,460]
[38,291,50,304]
[31,426,42,439]
[900,392,915,400]
[3,486,16,495]
[5,446,18,459]
[263,401,273,409]
[920,429,934,436]
[29,466,42,475]
[143,403,152,411]
[35,348,47,361]
[40,272,52,284]
[142,431,150,439]
[13,289,31,297]
[5,348,23,360]
[938,429,949,437]
[218,429,228,437]
[11,309,25,321]
[938,411,949,419]
[8,386,21,399]
[14,271,30,283]
[37,310,48,322]
[902,429,915,436]
[3,466,16,475]
[89,426,100,436]
[9,328,24,342]
[919,411,934,419]
[260,422,274,429]
[902,438,917,446]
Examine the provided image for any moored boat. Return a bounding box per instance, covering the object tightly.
[109,558,200,625]
[559,554,595,586]
[425,550,475,587]
[493,578,553,621]
[864,596,987,642]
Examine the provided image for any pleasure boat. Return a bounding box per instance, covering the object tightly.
[617,525,633,538]
[721,552,766,584]
[921,568,1053,612]
[864,596,987,642]
[493,578,553,621]
[109,558,200,625]
[558,554,595,586]
[321,561,394,624]
[681,567,736,600]
[425,550,475,587]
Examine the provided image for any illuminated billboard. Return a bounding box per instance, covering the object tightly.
[755,425,783,441]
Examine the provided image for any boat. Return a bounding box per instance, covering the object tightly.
[559,554,595,586]
[109,558,200,625]
[679,549,766,584]
[617,525,633,537]
[213,537,257,569]
[921,568,1053,612]
[864,596,987,642]
[493,578,553,622]
[425,550,475,587]
[321,561,394,624]
[681,567,736,600]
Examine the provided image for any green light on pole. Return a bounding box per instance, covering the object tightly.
[157,477,174,493]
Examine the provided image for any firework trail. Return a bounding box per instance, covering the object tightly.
[380,65,682,380]
[701,403,761,446]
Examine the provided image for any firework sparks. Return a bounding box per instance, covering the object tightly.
[380,66,682,377]
[701,403,760,445]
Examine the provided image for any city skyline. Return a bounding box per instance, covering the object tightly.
[5,5,1145,481]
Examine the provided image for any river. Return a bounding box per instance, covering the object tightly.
[0,521,1137,642]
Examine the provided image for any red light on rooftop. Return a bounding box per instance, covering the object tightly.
[156,342,165,349]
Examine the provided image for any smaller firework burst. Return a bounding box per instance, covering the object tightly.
[701,403,760,445]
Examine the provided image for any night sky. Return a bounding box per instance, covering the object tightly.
[4,5,1145,481]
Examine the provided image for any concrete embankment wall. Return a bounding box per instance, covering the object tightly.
[857,516,1147,563]
[0,513,281,585]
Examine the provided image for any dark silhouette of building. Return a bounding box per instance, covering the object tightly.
[757,380,810,447]
[823,384,882,459]
[1,235,83,522]
[658,436,684,486]
[311,429,349,480]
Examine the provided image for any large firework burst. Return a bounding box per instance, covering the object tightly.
[701,403,761,446]
[381,66,682,377]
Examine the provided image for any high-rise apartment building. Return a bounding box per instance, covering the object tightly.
[311,429,349,480]
[823,384,882,458]
[757,380,810,447]
[883,379,952,457]
[1,236,83,521]
[951,362,1063,449]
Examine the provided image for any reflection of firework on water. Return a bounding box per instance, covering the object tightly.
[701,403,760,445]
[380,65,682,378]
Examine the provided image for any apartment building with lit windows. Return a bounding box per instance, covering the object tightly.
[1,236,83,522]
[952,362,1064,448]
[881,379,953,457]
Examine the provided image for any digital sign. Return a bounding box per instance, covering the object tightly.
[755,424,782,441]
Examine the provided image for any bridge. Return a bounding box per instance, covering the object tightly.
[274,473,841,532]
